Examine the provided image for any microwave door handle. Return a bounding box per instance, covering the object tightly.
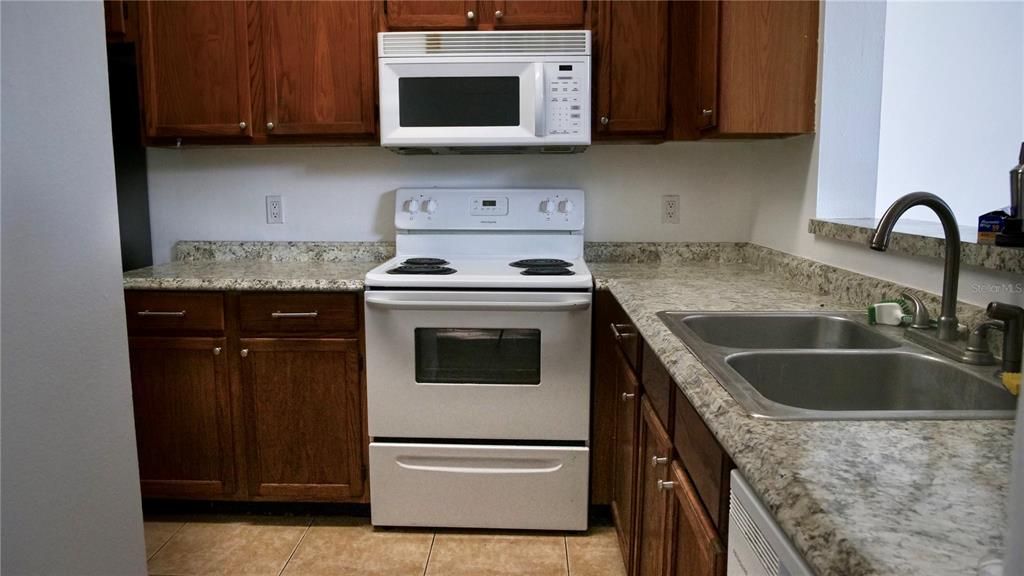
[534,63,545,137]
[365,293,589,312]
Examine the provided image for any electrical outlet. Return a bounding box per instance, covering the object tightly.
[662,195,680,224]
[266,195,284,224]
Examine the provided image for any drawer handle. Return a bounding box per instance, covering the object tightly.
[240,349,249,358]
[271,311,318,318]
[651,455,669,468]
[137,310,186,317]
[621,392,635,402]
[657,479,676,492]
[610,322,630,341]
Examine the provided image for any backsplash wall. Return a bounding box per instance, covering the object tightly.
[146,142,763,264]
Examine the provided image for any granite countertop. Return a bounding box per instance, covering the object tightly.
[590,261,1012,576]
[123,260,378,291]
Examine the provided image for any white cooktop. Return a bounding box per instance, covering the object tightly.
[365,188,592,290]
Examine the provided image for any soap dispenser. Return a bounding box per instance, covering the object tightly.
[996,142,1024,246]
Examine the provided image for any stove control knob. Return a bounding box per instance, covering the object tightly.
[559,199,575,214]
[404,199,420,214]
[423,199,438,214]
[540,199,556,214]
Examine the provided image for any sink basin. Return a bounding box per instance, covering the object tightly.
[676,313,900,349]
[657,311,1016,420]
[727,351,1016,415]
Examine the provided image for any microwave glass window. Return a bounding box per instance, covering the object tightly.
[415,328,540,385]
[399,77,519,127]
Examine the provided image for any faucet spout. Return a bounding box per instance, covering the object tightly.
[870,192,961,340]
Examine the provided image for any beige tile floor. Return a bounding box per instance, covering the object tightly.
[145,514,627,576]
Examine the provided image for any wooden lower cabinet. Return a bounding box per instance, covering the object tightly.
[611,340,641,565]
[240,338,365,501]
[666,461,726,576]
[635,395,674,576]
[129,336,236,498]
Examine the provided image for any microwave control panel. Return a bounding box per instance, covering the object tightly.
[545,63,586,137]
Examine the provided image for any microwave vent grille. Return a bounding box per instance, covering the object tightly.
[380,31,590,57]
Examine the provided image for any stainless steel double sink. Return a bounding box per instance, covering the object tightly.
[657,311,1017,420]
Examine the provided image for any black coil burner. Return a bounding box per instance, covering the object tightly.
[402,257,449,266]
[510,258,572,268]
[387,265,457,275]
[521,267,576,276]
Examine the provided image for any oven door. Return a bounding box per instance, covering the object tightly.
[365,290,592,441]
[379,59,546,147]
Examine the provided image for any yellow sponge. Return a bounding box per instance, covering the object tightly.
[1003,372,1021,396]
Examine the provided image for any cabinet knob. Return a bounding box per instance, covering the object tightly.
[657,480,676,492]
[621,392,635,402]
[239,121,247,131]
[240,349,249,358]
[651,456,669,468]
[466,10,475,19]
[600,116,609,126]
[213,347,222,356]
[701,108,713,118]
[266,122,275,131]
[495,10,504,19]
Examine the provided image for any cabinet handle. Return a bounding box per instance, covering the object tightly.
[651,455,669,468]
[266,122,275,131]
[239,121,247,131]
[240,349,249,358]
[271,311,318,318]
[213,347,222,356]
[600,116,610,126]
[657,480,676,492]
[610,323,634,341]
[137,310,186,317]
[466,10,475,19]
[494,9,504,19]
[621,392,635,402]
[701,108,713,117]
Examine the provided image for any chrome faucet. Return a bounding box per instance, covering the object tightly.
[870,192,961,341]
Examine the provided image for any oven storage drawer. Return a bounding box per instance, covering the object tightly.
[369,442,589,531]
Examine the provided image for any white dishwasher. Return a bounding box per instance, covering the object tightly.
[728,470,815,576]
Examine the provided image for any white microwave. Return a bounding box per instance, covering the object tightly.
[378,31,591,153]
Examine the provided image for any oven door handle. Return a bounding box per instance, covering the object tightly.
[365,293,590,312]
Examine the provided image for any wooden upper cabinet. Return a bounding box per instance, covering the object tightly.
[263,2,376,137]
[491,1,585,28]
[716,0,819,134]
[385,0,478,30]
[240,338,365,502]
[129,336,236,499]
[666,461,726,576]
[137,1,252,139]
[695,0,720,131]
[595,1,669,136]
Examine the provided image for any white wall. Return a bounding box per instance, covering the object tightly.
[815,0,886,219]
[147,142,760,263]
[1,2,147,574]
[875,1,1024,223]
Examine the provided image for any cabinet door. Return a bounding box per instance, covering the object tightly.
[611,342,641,568]
[717,1,818,134]
[137,1,252,138]
[240,338,365,501]
[595,1,669,135]
[129,337,235,498]
[635,396,673,576]
[385,0,478,29]
[491,0,585,28]
[263,2,376,137]
[695,0,720,131]
[666,461,726,576]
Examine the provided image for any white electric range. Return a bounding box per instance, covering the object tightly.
[364,188,592,531]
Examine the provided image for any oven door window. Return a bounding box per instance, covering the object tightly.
[415,328,540,385]
[399,77,520,127]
